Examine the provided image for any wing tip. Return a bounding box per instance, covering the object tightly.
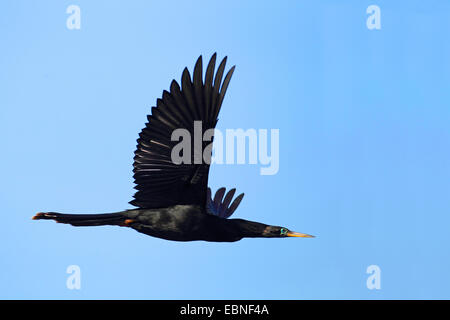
[208,187,245,218]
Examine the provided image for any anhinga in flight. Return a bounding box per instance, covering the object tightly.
[33,54,314,242]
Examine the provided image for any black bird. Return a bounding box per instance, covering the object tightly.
[33,54,314,242]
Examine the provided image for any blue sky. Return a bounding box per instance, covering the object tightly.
[1,0,450,299]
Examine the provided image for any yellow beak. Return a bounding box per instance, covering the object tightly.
[286,231,315,238]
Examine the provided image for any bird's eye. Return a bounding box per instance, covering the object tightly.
[280,228,288,236]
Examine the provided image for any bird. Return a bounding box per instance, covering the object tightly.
[33,54,314,242]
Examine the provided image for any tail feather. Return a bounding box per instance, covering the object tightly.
[32,212,126,227]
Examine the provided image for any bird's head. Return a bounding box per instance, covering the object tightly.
[262,226,315,238]
[230,219,315,240]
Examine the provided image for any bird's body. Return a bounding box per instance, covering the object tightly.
[128,207,247,242]
[34,54,314,242]
[36,208,274,242]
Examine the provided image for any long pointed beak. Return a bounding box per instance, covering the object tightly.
[286,231,315,238]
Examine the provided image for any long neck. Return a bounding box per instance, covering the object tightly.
[228,219,271,238]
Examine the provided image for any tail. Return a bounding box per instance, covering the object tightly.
[32,212,128,227]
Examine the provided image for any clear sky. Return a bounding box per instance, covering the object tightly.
[1,0,450,299]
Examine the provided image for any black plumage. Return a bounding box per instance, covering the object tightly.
[33,54,314,242]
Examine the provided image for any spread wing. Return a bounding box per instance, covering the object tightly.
[130,54,235,209]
